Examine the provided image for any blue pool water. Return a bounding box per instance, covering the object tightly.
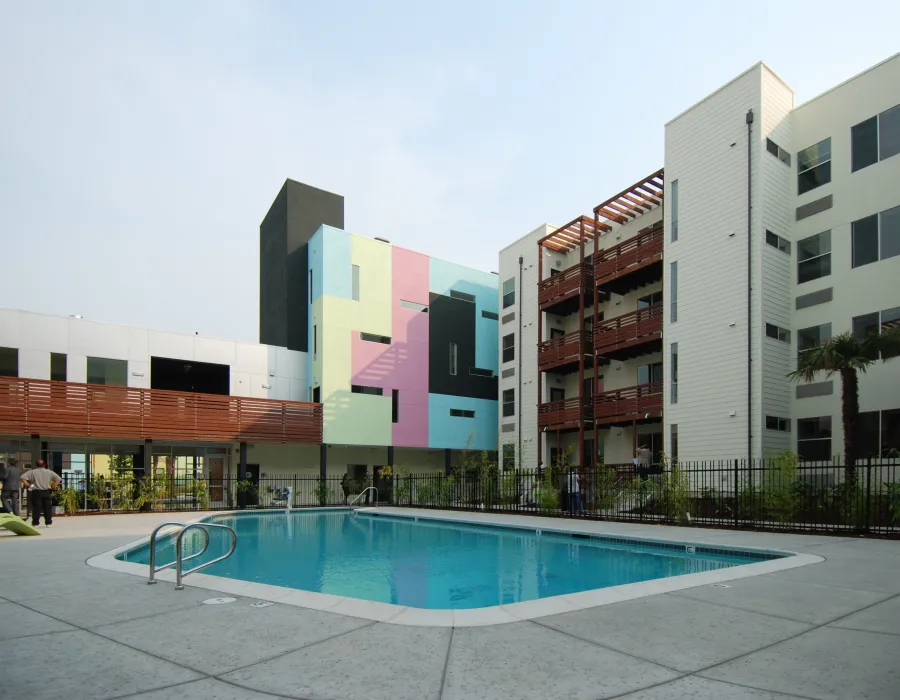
[119,511,775,609]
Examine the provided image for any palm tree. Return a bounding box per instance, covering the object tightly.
[789,326,900,481]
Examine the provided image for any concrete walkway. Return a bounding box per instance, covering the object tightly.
[1,512,898,699]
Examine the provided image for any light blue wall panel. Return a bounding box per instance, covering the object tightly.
[428,258,499,373]
[428,394,498,451]
[308,225,352,303]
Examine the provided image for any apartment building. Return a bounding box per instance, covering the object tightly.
[499,174,665,471]
[501,53,900,468]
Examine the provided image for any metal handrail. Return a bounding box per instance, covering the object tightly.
[175,523,237,590]
[348,486,378,509]
[147,521,209,585]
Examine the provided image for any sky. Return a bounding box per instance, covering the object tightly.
[1,1,897,342]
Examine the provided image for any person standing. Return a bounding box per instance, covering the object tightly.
[1,458,22,515]
[340,473,350,505]
[567,467,584,515]
[636,444,652,477]
[20,460,61,527]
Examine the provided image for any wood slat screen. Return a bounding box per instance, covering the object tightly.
[0,377,322,444]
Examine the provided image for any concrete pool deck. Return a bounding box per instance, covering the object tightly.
[2,510,899,699]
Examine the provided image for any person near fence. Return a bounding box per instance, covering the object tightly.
[1,458,22,515]
[636,445,652,477]
[341,473,350,505]
[567,467,584,515]
[20,460,61,527]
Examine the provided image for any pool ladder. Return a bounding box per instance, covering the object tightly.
[147,522,237,590]
[348,486,378,513]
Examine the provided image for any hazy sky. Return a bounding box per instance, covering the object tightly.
[1,1,897,342]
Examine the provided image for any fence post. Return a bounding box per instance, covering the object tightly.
[865,457,872,534]
[733,459,739,528]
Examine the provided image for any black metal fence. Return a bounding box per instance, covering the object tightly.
[7,457,898,536]
[388,458,900,535]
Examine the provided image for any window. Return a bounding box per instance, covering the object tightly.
[797,138,831,195]
[851,103,900,172]
[502,334,515,363]
[449,343,458,376]
[50,353,67,381]
[797,230,831,283]
[351,264,360,301]
[766,138,791,166]
[550,328,564,339]
[313,325,317,358]
[852,206,900,268]
[670,343,678,404]
[858,411,880,458]
[583,316,593,332]
[670,424,678,461]
[766,229,791,254]
[392,390,399,423]
[669,262,678,322]
[550,387,565,402]
[0,347,18,377]
[765,416,790,432]
[502,278,515,308]
[360,332,391,344]
[450,409,475,418]
[351,385,383,396]
[450,289,475,303]
[852,116,879,172]
[765,323,790,343]
[502,444,515,472]
[853,306,900,359]
[583,377,593,397]
[502,389,515,418]
[470,367,494,377]
[883,409,900,457]
[312,386,321,403]
[86,357,127,386]
[637,292,663,308]
[309,269,313,298]
[481,310,498,320]
[797,416,832,461]
[637,362,663,386]
[797,323,832,360]
[400,300,428,313]
[670,179,679,241]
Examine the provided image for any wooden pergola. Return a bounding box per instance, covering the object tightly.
[593,168,665,229]
[538,215,609,253]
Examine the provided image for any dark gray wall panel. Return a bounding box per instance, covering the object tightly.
[796,287,833,309]
[429,293,497,400]
[796,195,833,221]
[796,381,834,398]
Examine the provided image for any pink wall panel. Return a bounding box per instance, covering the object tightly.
[350,245,430,447]
[392,389,429,447]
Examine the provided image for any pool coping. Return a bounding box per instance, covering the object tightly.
[86,508,824,627]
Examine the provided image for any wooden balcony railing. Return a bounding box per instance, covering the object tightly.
[595,304,663,355]
[538,330,593,372]
[538,262,594,311]
[594,223,663,288]
[593,382,663,425]
[0,377,323,444]
[537,397,592,430]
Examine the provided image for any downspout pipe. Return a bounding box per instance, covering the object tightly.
[518,255,523,470]
[746,109,754,465]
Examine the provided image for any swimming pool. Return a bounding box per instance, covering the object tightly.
[116,510,781,609]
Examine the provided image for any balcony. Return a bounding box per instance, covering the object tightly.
[593,382,663,426]
[594,222,663,296]
[594,304,663,361]
[538,330,594,374]
[0,377,323,444]
[537,397,593,432]
[538,262,594,316]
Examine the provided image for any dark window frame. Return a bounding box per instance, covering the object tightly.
[502,334,515,363]
[766,138,791,166]
[450,408,475,418]
[502,278,515,309]
[765,229,791,254]
[797,138,832,195]
[351,384,383,396]
[797,230,831,284]
[765,323,790,343]
[360,332,391,344]
[502,388,515,418]
[797,416,832,461]
[765,415,790,432]
[852,206,900,268]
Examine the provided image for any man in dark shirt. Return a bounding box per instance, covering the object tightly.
[1,457,22,516]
